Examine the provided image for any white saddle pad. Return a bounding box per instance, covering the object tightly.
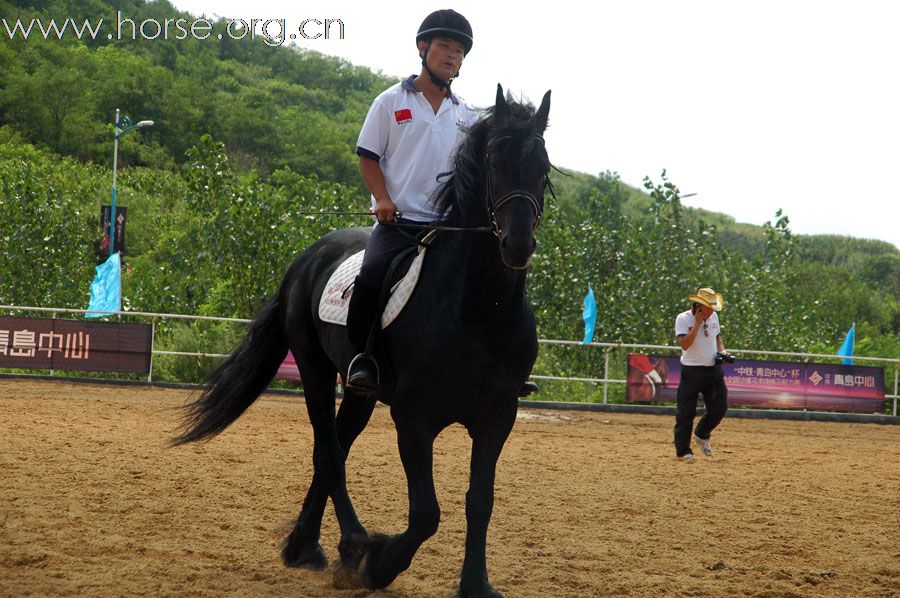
[318,247,427,329]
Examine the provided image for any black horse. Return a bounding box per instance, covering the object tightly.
[173,85,552,597]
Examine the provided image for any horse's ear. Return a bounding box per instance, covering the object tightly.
[535,90,551,133]
[495,83,508,120]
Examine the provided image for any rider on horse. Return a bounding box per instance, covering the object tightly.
[346,10,478,394]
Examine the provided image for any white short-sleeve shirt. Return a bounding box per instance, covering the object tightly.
[357,75,480,222]
[675,310,721,366]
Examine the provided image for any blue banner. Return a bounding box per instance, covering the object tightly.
[837,323,855,365]
[85,253,121,318]
[581,285,597,344]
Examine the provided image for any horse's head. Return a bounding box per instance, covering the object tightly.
[486,84,552,270]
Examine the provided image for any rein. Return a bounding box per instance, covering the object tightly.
[294,211,491,233]
[296,132,550,237]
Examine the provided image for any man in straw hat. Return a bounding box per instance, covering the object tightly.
[673,287,733,461]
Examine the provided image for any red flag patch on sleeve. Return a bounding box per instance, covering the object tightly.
[394,108,413,124]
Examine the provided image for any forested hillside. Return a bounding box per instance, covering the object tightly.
[2,0,897,376]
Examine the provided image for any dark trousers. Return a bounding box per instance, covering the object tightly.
[356,219,421,289]
[674,365,728,457]
[346,220,421,351]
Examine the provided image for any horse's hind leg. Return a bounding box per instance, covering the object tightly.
[282,356,372,569]
[282,467,331,570]
[283,389,376,569]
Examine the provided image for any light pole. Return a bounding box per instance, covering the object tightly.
[110,108,153,255]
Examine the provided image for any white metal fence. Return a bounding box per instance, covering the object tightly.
[2,304,898,416]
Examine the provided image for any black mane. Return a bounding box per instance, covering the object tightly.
[433,94,548,226]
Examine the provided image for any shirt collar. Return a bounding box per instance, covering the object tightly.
[402,74,459,105]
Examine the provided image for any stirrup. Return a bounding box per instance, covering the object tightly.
[518,381,540,397]
[346,353,380,395]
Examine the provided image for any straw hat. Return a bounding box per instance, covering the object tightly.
[688,287,724,311]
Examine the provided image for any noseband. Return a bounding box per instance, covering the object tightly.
[484,135,548,238]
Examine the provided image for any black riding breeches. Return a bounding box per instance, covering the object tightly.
[346,219,423,352]
[356,219,423,289]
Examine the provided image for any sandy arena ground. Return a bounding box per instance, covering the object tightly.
[1,379,898,597]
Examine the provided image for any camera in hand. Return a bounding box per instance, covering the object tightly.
[715,351,735,365]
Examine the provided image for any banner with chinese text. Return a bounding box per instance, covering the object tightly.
[626,354,885,413]
[101,205,127,257]
[0,316,151,374]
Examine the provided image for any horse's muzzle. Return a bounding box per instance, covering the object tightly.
[499,233,536,270]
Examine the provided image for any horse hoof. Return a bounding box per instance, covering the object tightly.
[459,581,502,598]
[282,542,328,571]
[333,553,369,589]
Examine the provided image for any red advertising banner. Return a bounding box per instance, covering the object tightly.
[0,316,151,374]
[627,354,885,413]
[275,350,301,382]
[274,351,344,386]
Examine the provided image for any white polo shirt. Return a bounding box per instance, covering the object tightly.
[675,310,721,366]
[357,75,479,222]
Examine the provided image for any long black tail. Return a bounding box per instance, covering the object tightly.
[171,298,288,445]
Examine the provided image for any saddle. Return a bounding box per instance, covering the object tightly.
[318,231,435,329]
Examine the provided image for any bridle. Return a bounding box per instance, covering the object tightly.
[484,134,549,238]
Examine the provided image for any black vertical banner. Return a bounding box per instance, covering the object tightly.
[101,205,127,257]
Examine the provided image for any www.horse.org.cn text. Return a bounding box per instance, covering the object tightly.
[2,12,346,46]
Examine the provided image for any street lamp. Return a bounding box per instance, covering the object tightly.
[110,108,153,255]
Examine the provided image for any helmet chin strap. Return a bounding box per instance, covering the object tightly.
[421,44,459,91]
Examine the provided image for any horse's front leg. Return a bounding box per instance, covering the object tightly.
[459,405,516,598]
[342,421,439,589]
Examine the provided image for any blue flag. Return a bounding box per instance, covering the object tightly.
[86,253,121,318]
[837,322,855,365]
[581,284,597,344]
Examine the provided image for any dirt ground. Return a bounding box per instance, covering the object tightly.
[1,379,898,597]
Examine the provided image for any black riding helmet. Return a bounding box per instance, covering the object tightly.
[415,9,473,55]
[415,9,473,90]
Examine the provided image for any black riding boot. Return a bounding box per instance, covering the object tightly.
[345,276,380,395]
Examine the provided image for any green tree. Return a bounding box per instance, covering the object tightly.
[0,138,99,307]
[0,43,101,157]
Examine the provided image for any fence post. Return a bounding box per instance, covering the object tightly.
[49,311,56,377]
[894,364,898,417]
[147,317,157,384]
[602,347,610,404]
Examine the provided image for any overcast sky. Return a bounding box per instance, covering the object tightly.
[169,0,899,248]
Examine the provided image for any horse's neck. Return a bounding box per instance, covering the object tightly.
[434,231,526,320]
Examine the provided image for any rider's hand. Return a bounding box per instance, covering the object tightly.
[372,197,398,223]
